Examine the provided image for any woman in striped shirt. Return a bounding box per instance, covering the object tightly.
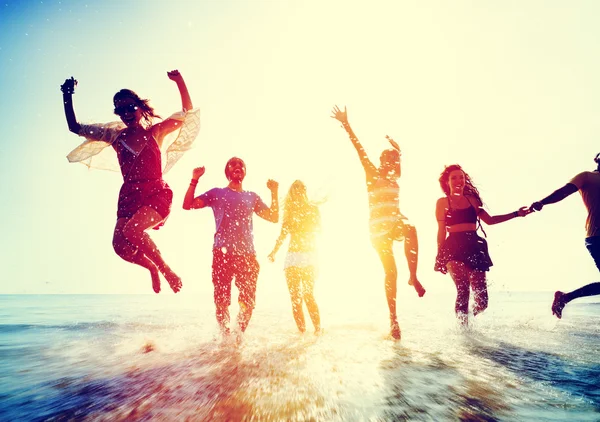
[331,105,425,340]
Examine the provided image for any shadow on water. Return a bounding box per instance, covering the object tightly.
[378,344,511,422]
[4,335,330,421]
[468,338,600,410]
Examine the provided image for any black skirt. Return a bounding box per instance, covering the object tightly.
[435,231,493,273]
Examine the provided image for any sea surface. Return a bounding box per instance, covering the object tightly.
[1,289,599,421]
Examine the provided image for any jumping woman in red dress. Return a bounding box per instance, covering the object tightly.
[61,70,200,293]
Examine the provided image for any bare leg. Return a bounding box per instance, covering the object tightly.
[552,282,600,319]
[404,224,426,297]
[216,304,231,334]
[113,218,161,293]
[237,302,253,333]
[122,206,181,293]
[375,245,400,339]
[285,267,306,333]
[470,270,488,316]
[300,267,321,333]
[448,261,470,326]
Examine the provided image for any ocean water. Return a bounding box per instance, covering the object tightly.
[1,288,599,421]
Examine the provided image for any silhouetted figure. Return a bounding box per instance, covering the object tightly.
[269,180,322,334]
[62,70,200,293]
[530,153,600,319]
[435,164,531,325]
[331,105,425,340]
[183,159,279,334]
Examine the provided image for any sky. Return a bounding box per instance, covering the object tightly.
[0,0,598,296]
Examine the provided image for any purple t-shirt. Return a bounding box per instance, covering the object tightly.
[198,187,269,255]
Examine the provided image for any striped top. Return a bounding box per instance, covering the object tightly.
[367,173,401,239]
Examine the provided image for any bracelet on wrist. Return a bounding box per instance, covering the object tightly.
[513,211,519,218]
[190,179,198,187]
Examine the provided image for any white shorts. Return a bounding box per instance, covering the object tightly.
[284,251,318,270]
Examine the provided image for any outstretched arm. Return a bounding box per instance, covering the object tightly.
[256,179,279,223]
[330,105,377,175]
[268,224,289,262]
[530,183,578,212]
[182,167,207,210]
[478,206,531,225]
[153,70,194,144]
[61,77,82,134]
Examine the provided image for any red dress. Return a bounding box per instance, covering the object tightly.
[115,134,172,227]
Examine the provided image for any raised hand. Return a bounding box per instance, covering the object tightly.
[330,105,348,124]
[192,166,205,179]
[60,77,78,95]
[267,179,279,191]
[167,69,183,82]
[386,135,401,152]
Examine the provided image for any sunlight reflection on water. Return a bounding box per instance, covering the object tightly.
[1,291,599,421]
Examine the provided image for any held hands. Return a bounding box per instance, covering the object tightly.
[192,166,205,180]
[60,77,77,95]
[267,179,279,192]
[516,206,533,217]
[330,105,348,124]
[529,201,544,212]
[167,69,183,82]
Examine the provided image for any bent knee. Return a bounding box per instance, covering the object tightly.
[112,238,136,260]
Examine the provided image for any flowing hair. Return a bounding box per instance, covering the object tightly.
[113,89,161,129]
[283,180,319,233]
[438,164,483,206]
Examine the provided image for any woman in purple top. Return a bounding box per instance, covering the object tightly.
[183,158,279,335]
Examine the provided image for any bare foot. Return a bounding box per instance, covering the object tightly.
[390,320,401,340]
[409,277,426,297]
[151,269,161,294]
[552,291,566,319]
[456,312,468,326]
[163,268,182,293]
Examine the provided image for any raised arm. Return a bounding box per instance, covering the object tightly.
[530,183,578,212]
[61,77,82,134]
[330,105,377,175]
[268,224,289,262]
[256,179,279,223]
[182,166,207,210]
[152,70,194,143]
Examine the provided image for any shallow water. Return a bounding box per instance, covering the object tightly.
[1,290,599,421]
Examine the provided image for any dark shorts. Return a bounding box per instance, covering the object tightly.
[435,231,493,273]
[117,179,173,228]
[212,249,260,309]
[585,236,600,271]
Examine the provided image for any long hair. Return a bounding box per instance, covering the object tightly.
[283,180,319,233]
[438,164,483,206]
[113,89,161,129]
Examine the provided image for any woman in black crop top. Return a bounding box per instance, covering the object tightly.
[435,164,531,325]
